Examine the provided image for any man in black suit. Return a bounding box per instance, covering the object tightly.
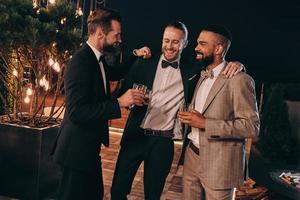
[110,21,243,200]
[52,8,151,200]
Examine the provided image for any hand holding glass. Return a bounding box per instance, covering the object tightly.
[129,83,147,109]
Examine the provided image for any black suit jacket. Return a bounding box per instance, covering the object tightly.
[118,54,200,146]
[53,44,134,171]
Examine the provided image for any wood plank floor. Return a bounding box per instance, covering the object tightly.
[102,130,183,200]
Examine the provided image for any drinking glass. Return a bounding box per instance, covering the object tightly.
[129,83,148,109]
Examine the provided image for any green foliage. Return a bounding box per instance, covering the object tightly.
[0,0,83,126]
[257,83,299,164]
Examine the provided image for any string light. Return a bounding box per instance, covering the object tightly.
[48,58,55,66]
[12,69,18,77]
[48,0,56,5]
[32,2,38,8]
[76,7,83,17]
[52,62,61,73]
[60,17,67,25]
[24,96,30,104]
[26,88,33,96]
[44,81,50,91]
[39,75,46,87]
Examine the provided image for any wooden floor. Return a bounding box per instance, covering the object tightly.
[102,130,183,200]
[101,129,273,200]
[0,129,288,200]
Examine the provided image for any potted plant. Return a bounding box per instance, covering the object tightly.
[0,0,82,199]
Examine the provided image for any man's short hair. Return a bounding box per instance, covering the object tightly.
[87,8,121,35]
[202,24,232,52]
[202,24,232,42]
[165,21,188,41]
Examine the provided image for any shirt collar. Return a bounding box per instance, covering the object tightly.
[86,41,103,61]
[210,61,226,78]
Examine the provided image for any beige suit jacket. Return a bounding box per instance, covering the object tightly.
[191,72,260,190]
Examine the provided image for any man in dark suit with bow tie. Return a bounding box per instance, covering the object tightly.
[110,21,243,200]
[52,8,151,200]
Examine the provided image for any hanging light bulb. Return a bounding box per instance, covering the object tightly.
[39,75,46,87]
[52,62,61,73]
[48,0,56,5]
[44,80,50,91]
[26,88,33,96]
[12,69,18,77]
[32,1,38,8]
[60,17,67,25]
[48,58,55,66]
[76,7,83,17]
[24,96,30,104]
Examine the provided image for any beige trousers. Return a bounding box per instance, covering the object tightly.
[182,145,235,200]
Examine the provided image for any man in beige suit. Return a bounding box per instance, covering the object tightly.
[178,25,260,200]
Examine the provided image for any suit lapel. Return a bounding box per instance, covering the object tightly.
[84,44,108,96]
[101,59,111,96]
[201,74,227,114]
[190,74,206,106]
[145,55,161,89]
[179,61,191,102]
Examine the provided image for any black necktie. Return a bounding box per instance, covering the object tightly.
[161,60,179,69]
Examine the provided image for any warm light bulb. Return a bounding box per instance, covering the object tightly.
[12,69,18,77]
[76,8,83,16]
[26,88,33,96]
[60,17,66,25]
[48,0,56,5]
[39,76,46,87]
[52,62,60,73]
[24,96,30,104]
[33,2,38,8]
[48,58,54,66]
[44,81,50,91]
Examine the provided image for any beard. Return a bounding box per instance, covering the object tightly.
[103,39,122,55]
[196,52,214,68]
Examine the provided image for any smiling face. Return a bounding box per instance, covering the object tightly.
[161,26,187,62]
[194,31,219,66]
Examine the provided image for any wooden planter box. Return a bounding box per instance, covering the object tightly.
[0,121,61,200]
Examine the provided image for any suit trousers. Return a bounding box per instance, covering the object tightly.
[183,145,235,200]
[111,135,174,200]
[57,157,103,200]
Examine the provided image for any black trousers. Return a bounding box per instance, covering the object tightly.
[57,157,103,200]
[111,135,174,200]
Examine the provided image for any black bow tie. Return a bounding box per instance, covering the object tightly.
[161,60,179,69]
[99,55,105,63]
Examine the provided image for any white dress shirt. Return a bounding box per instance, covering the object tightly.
[141,55,184,131]
[188,62,226,147]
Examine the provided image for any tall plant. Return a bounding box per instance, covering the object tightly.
[257,83,298,164]
[0,0,82,127]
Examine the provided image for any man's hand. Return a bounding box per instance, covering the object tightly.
[177,109,206,129]
[133,46,152,59]
[222,61,244,78]
[118,89,145,108]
